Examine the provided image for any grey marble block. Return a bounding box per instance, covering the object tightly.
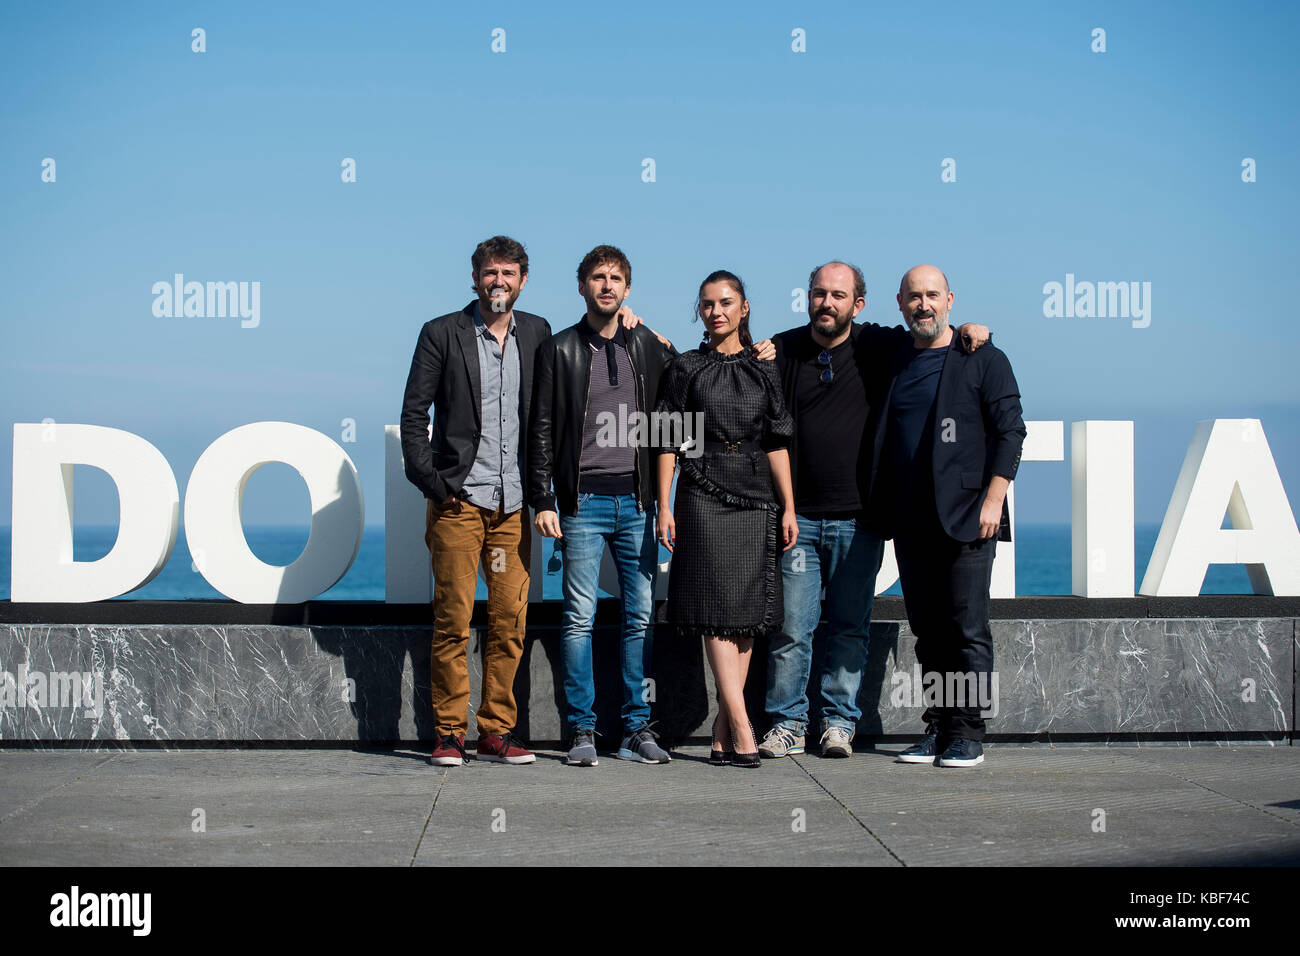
[0,619,1293,744]
[853,619,1294,737]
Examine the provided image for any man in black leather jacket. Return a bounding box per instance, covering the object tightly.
[528,245,677,767]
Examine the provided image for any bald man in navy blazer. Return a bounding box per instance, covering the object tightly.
[868,265,1025,768]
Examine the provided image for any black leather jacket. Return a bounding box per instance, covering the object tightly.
[529,319,676,516]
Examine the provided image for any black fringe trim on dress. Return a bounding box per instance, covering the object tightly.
[670,623,775,639]
[677,456,777,512]
[758,504,782,632]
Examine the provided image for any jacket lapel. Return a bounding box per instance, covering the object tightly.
[455,305,483,425]
[932,332,964,420]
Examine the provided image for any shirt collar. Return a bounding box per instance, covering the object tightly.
[578,315,626,348]
[472,302,516,336]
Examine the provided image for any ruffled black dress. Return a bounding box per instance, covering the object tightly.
[658,347,793,638]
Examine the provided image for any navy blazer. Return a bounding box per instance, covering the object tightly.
[868,331,1026,542]
[399,301,552,503]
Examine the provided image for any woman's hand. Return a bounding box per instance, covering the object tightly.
[781,509,799,551]
[656,509,676,552]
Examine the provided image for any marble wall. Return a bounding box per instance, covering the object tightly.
[0,619,1293,744]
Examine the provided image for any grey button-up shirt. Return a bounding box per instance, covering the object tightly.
[461,304,524,513]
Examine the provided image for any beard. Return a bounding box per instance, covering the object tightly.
[906,309,949,342]
[810,305,853,338]
[478,285,521,316]
[584,294,622,320]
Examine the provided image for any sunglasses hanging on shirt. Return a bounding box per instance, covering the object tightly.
[817,349,834,385]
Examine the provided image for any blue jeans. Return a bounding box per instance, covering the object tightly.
[767,514,885,735]
[558,493,656,735]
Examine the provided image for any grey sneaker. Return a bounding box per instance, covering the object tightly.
[758,726,805,758]
[617,727,671,764]
[819,724,853,758]
[566,729,598,767]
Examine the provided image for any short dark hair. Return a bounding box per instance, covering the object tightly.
[472,235,528,278]
[808,261,866,302]
[577,244,632,286]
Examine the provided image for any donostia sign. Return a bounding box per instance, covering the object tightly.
[8,419,1299,604]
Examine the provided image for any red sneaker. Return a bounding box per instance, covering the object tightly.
[430,733,469,766]
[476,731,536,764]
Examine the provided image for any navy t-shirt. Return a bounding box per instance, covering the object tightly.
[888,346,948,530]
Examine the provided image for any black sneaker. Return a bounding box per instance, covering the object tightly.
[936,737,984,768]
[896,727,941,764]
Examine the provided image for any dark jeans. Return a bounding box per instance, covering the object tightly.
[893,527,996,742]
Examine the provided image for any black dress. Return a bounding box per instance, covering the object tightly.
[658,347,794,638]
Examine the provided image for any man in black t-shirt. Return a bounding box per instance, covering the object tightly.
[760,262,989,759]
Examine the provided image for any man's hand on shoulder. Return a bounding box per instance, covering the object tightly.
[958,323,990,353]
[753,338,775,362]
[619,307,673,350]
[534,510,562,538]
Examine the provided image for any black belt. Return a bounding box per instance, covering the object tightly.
[702,439,763,455]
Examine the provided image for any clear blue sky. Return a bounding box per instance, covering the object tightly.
[2,0,1297,529]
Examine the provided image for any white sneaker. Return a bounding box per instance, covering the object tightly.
[819,724,853,758]
[758,726,805,758]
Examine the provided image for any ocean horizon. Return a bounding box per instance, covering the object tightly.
[0,524,1256,602]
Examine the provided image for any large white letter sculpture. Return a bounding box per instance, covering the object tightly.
[1071,421,1135,597]
[11,423,179,602]
[988,420,1064,598]
[384,425,431,603]
[1140,419,1300,596]
[184,423,364,603]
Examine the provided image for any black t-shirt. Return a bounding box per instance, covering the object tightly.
[888,345,948,530]
[793,337,869,516]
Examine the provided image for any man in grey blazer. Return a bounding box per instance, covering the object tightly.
[400,236,551,768]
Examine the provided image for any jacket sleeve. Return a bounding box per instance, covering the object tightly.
[871,322,914,349]
[528,337,558,512]
[655,354,693,455]
[980,348,1026,481]
[399,322,447,502]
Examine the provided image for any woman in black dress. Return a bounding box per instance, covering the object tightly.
[655,270,797,767]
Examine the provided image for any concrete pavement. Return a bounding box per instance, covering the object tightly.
[1,743,1298,866]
